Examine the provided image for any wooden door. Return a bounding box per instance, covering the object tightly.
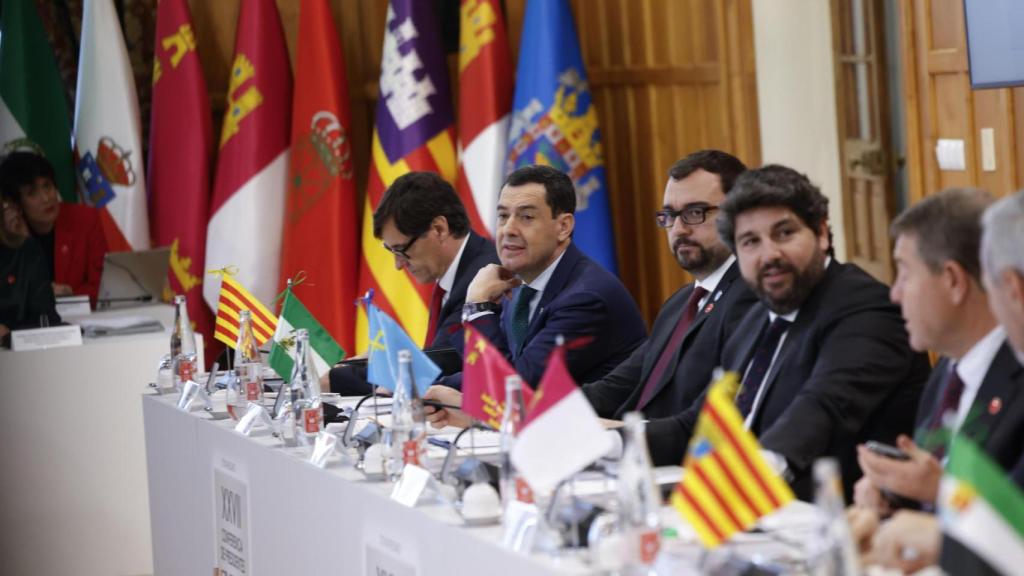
[832,0,896,283]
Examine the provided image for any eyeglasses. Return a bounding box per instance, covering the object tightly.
[654,205,720,228]
[382,231,425,260]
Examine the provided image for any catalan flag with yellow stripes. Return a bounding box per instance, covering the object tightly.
[355,0,458,353]
[214,273,277,347]
[671,372,794,547]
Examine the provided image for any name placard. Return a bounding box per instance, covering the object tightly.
[214,457,251,576]
[11,325,82,351]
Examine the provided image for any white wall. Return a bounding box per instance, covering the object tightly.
[752,0,847,260]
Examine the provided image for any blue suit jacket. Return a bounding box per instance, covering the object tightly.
[446,243,647,389]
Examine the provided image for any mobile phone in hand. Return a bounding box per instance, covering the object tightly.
[865,440,911,461]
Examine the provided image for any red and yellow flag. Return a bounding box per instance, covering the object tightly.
[671,372,795,547]
[213,274,277,348]
[278,0,359,354]
[455,0,513,237]
[355,0,457,352]
[148,0,214,363]
[462,324,533,429]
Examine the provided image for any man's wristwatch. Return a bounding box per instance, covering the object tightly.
[462,301,500,321]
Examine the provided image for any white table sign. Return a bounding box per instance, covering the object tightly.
[11,325,82,351]
[214,456,251,576]
[390,464,432,507]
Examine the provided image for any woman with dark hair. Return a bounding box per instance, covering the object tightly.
[0,151,108,306]
[0,196,61,345]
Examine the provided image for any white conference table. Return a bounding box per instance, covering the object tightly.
[143,392,823,576]
[0,304,177,576]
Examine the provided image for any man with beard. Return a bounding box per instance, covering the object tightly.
[581,150,758,421]
[645,165,930,500]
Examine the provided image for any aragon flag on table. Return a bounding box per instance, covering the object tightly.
[74,0,150,252]
[507,0,618,275]
[455,0,513,237]
[0,0,77,202]
[148,0,214,363]
[204,0,291,312]
[355,0,458,353]
[278,0,359,355]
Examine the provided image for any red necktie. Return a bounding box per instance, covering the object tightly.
[636,286,708,409]
[424,285,446,345]
[929,365,965,460]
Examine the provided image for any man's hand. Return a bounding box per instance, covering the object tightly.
[0,324,9,341]
[423,385,471,429]
[846,505,880,554]
[852,475,893,517]
[51,283,73,297]
[865,511,941,574]
[466,264,521,304]
[857,435,941,503]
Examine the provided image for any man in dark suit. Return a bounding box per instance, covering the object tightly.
[449,164,646,388]
[324,171,498,394]
[582,150,758,421]
[856,191,1024,575]
[645,165,929,501]
[422,165,647,425]
[854,188,1024,510]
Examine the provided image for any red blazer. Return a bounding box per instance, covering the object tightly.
[54,203,108,306]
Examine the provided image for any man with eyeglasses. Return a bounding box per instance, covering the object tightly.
[323,171,498,395]
[579,150,758,424]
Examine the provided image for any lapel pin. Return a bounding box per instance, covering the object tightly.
[704,302,715,314]
[6,274,14,285]
[989,397,1003,415]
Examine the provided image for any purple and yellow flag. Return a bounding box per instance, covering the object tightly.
[355,0,457,352]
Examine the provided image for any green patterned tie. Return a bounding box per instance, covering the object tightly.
[509,286,537,353]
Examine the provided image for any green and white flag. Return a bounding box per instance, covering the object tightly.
[268,289,345,382]
[0,0,77,202]
[940,436,1024,575]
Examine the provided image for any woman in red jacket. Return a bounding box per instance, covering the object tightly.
[0,152,108,307]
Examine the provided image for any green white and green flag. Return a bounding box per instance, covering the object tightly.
[268,289,345,382]
[0,0,77,202]
[939,436,1024,575]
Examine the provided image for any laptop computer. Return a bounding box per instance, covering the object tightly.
[96,248,171,309]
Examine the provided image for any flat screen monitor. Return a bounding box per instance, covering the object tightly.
[964,0,1024,89]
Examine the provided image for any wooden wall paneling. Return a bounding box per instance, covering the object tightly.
[899,0,926,204]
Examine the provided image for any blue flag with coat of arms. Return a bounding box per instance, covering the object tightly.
[365,302,441,395]
[506,0,618,275]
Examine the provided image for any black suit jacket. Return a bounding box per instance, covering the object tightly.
[445,243,647,389]
[328,231,498,394]
[915,345,1024,473]
[582,261,758,420]
[427,231,500,350]
[647,261,930,500]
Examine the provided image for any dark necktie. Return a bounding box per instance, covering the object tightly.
[509,286,537,353]
[928,365,965,460]
[636,286,709,409]
[424,285,446,345]
[736,317,792,418]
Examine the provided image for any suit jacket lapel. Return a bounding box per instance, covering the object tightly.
[519,244,581,351]
[961,343,1024,444]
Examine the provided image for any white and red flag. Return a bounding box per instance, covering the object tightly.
[456,0,513,236]
[203,0,292,310]
[511,343,612,493]
[74,0,150,251]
